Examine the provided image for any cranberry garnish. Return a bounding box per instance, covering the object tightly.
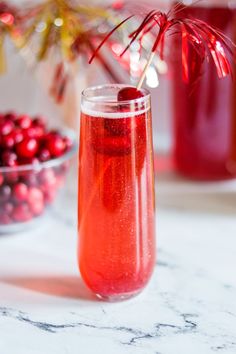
[117,87,144,101]
[1,151,17,167]
[15,115,32,130]
[12,204,32,222]
[16,138,39,159]
[13,182,28,202]
[0,120,14,136]
[45,135,65,157]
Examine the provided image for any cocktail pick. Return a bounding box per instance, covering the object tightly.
[90,2,235,99]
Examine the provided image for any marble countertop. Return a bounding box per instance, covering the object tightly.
[0,171,236,354]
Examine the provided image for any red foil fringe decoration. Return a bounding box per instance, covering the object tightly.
[90,2,235,84]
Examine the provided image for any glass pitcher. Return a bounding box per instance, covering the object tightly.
[171,0,236,180]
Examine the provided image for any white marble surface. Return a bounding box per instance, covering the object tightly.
[0,172,236,354]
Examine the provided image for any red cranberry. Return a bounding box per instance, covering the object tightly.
[33,117,45,128]
[0,173,3,186]
[117,87,144,101]
[28,186,43,201]
[13,129,24,144]
[55,175,66,189]
[4,112,17,121]
[63,136,73,151]
[5,171,19,184]
[39,168,56,187]
[2,202,14,214]
[18,157,39,166]
[16,138,39,159]
[45,135,65,157]
[22,173,38,187]
[15,115,32,129]
[1,151,17,167]
[44,189,57,204]
[0,213,12,225]
[1,133,15,149]
[13,183,28,202]
[30,199,44,216]
[38,148,51,162]
[0,185,11,202]
[12,204,32,222]
[0,120,14,136]
[28,187,44,214]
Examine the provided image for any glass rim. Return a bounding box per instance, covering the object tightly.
[81,84,151,105]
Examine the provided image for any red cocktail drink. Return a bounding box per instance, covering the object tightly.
[172,2,236,180]
[78,85,155,301]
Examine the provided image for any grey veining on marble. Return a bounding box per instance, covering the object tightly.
[0,176,236,354]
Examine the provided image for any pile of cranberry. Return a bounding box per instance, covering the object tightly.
[0,112,73,226]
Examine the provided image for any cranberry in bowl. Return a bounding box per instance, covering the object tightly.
[0,112,77,234]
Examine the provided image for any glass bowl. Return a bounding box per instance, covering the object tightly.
[0,128,77,234]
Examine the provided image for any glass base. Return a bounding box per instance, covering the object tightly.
[95,289,142,302]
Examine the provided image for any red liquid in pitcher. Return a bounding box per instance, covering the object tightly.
[172,5,236,180]
[78,107,155,299]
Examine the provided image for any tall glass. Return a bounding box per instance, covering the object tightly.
[172,0,236,180]
[78,85,156,301]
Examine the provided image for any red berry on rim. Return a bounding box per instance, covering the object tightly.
[13,183,28,202]
[16,138,39,158]
[12,204,32,222]
[16,115,32,129]
[45,135,65,157]
[0,120,14,136]
[117,87,144,101]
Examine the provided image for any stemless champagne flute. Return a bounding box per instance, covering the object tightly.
[78,84,156,301]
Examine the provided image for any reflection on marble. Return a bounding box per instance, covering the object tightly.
[0,176,236,354]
